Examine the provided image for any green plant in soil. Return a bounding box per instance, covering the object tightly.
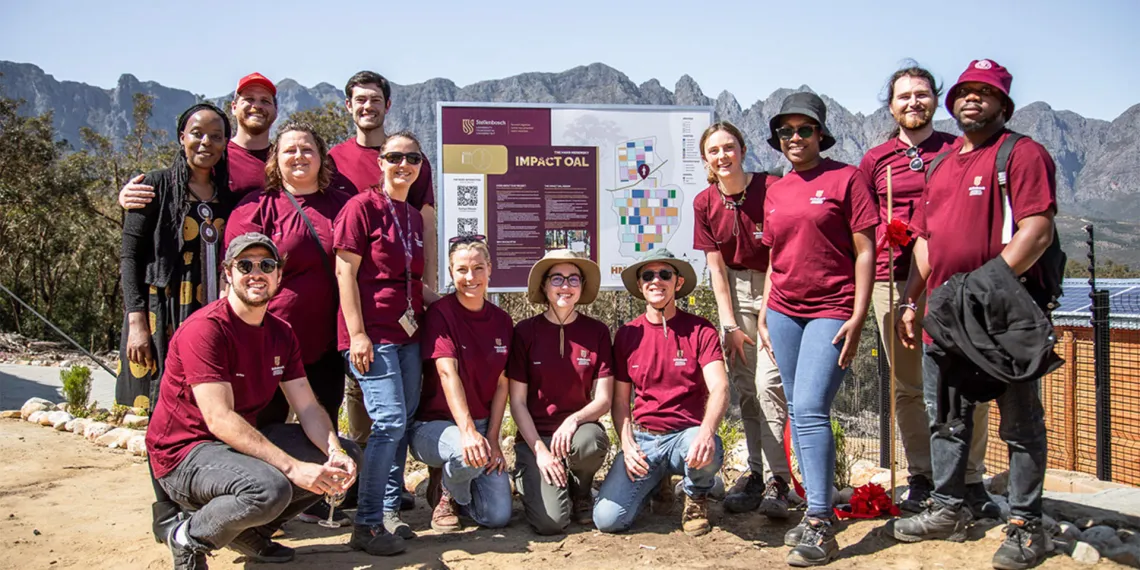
[60,365,92,417]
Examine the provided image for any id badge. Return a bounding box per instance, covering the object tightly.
[398,310,418,337]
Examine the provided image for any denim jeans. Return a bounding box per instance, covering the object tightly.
[765,309,846,518]
[513,422,610,535]
[158,424,362,549]
[924,346,1046,521]
[593,426,723,533]
[345,342,421,525]
[409,418,512,528]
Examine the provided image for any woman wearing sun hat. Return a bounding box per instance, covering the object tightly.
[508,249,614,535]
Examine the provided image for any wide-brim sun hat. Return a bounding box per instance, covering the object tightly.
[767,91,836,152]
[526,249,601,305]
[620,248,698,301]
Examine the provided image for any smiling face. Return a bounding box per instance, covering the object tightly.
[450,245,491,302]
[232,84,277,137]
[952,81,1006,133]
[276,130,320,189]
[346,83,390,133]
[639,261,682,308]
[778,114,822,170]
[179,109,226,171]
[702,129,745,182]
[227,246,280,308]
[890,75,937,131]
[543,262,582,309]
[379,135,422,188]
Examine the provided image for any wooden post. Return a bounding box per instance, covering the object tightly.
[886,166,898,503]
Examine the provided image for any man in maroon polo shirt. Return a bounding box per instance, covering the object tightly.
[118,72,279,206]
[148,233,375,569]
[593,249,729,537]
[891,60,1057,570]
[858,65,995,518]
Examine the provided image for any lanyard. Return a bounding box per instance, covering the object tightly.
[381,190,415,314]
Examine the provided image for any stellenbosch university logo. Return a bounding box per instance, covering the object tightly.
[460,118,509,136]
[462,119,475,135]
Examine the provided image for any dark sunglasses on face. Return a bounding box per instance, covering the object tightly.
[234,258,279,275]
[776,125,819,141]
[640,269,675,282]
[448,234,486,253]
[547,273,582,288]
[381,151,424,165]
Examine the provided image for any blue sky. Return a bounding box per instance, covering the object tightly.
[2,0,1137,120]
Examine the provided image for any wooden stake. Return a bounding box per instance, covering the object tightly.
[886,166,898,504]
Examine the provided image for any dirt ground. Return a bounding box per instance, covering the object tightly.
[0,419,1114,570]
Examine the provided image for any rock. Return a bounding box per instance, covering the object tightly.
[27,410,48,424]
[20,397,54,420]
[1,410,22,419]
[724,441,749,472]
[127,435,147,457]
[64,418,83,433]
[837,487,855,504]
[1083,525,1124,551]
[1059,521,1083,542]
[848,459,887,488]
[49,411,73,431]
[121,414,149,429]
[130,407,148,416]
[985,471,1010,496]
[37,412,55,426]
[1106,544,1140,568]
[405,469,429,495]
[869,470,893,488]
[1071,541,1101,564]
[1120,528,1139,545]
[1042,514,1058,534]
[96,427,137,448]
[83,422,112,441]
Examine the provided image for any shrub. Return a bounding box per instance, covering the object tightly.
[60,365,92,417]
[832,418,851,490]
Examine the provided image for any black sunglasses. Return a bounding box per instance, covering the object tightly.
[381,151,423,165]
[776,125,819,141]
[234,258,279,275]
[640,269,675,282]
[448,234,486,252]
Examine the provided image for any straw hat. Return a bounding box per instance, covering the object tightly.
[526,249,600,305]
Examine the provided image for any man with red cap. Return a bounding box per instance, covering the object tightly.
[118,72,279,206]
[891,59,1057,570]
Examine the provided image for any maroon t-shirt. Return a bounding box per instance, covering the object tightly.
[858,132,957,281]
[146,299,305,479]
[613,309,724,433]
[329,139,435,210]
[507,314,614,436]
[692,173,780,272]
[333,190,425,348]
[417,294,514,423]
[910,130,1057,343]
[225,187,353,363]
[227,140,271,196]
[762,158,880,320]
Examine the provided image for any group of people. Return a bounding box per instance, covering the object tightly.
[120,59,1059,570]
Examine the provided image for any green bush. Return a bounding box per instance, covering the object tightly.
[60,365,92,417]
[832,418,850,490]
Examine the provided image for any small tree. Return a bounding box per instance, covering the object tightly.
[60,365,92,416]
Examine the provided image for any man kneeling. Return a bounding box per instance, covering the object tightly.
[146,233,381,570]
[593,249,729,536]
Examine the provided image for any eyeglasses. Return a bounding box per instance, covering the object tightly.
[448,234,486,253]
[640,269,675,282]
[546,273,582,288]
[233,258,279,275]
[776,125,819,141]
[381,152,423,165]
[957,85,998,99]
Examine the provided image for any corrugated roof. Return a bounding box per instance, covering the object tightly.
[1052,278,1140,329]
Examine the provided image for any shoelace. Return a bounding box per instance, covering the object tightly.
[800,520,831,546]
[763,479,788,500]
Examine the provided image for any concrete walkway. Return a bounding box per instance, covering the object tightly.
[0,363,117,410]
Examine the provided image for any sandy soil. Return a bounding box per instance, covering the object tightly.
[0,419,1114,570]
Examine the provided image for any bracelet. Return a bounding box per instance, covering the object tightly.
[721,324,740,335]
[327,445,347,457]
[898,302,918,312]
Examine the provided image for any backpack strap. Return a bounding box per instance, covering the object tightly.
[995,132,1024,244]
[924,150,951,183]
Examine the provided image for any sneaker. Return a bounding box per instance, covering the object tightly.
[348,523,407,556]
[899,475,934,513]
[167,521,210,570]
[724,471,765,513]
[296,501,350,526]
[227,528,295,563]
[891,500,973,543]
[152,501,184,545]
[784,514,810,547]
[572,494,594,526]
[431,487,462,533]
[966,482,1002,520]
[992,518,1054,570]
[787,517,839,567]
[757,476,792,520]
[400,489,416,511]
[650,477,676,515]
[383,511,416,539]
[681,494,712,537]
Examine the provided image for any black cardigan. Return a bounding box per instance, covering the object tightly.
[120,168,234,313]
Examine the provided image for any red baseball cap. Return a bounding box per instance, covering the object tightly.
[235,72,276,97]
[946,59,1014,120]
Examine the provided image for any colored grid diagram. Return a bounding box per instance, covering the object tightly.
[611,137,680,254]
[617,139,655,183]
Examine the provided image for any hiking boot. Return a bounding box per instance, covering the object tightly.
[891,500,973,543]
[383,511,416,539]
[785,514,810,547]
[228,528,295,563]
[651,477,676,515]
[681,494,711,537]
[572,494,594,526]
[724,471,766,513]
[966,482,1003,520]
[400,489,416,511]
[431,487,462,532]
[152,501,184,544]
[787,516,839,567]
[296,501,350,526]
[167,521,210,570]
[427,467,444,508]
[348,524,406,556]
[992,518,1053,570]
[899,475,934,513]
[757,476,792,520]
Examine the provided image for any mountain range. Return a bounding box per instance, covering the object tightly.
[2,60,1138,265]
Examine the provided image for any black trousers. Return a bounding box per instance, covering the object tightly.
[257,349,346,427]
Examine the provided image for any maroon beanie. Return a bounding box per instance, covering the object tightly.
[946,59,1015,120]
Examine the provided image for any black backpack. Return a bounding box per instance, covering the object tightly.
[926,132,1066,309]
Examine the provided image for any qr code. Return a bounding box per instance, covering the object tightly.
[457,218,479,236]
[456,185,479,208]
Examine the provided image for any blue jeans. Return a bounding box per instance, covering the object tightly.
[345,342,421,525]
[766,309,846,518]
[593,426,723,533]
[409,418,512,528]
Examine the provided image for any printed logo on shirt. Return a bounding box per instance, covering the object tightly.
[810,190,826,205]
[673,349,688,367]
[576,349,591,367]
[968,175,986,197]
[494,337,507,355]
[271,355,285,377]
[753,222,763,240]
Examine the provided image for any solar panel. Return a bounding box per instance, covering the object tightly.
[1053,278,1140,329]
